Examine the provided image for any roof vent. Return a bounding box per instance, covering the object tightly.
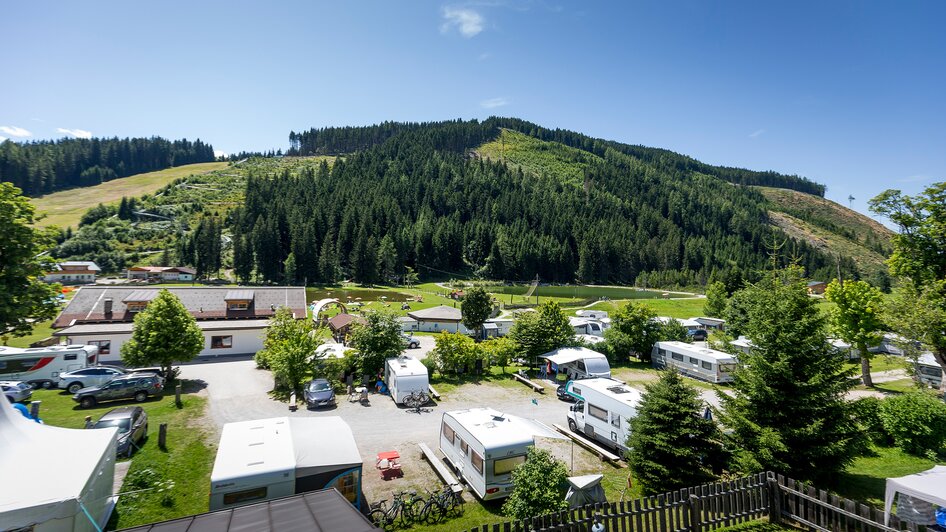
[104,298,113,314]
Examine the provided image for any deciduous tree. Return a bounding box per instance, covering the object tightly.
[509,301,573,362]
[120,289,204,378]
[604,302,660,362]
[703,281,728,318]
[461,286,493,339]
[824,279,885,387]
[348,310,403,376]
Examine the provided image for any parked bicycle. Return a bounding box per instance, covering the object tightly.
[369,490,423,528]
[418,483,463,523]
[403,390,430,410]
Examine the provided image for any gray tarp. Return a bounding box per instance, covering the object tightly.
[565,474,607,509]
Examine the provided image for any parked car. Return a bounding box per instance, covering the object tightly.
[73,374,164,408]
[556,383,576,402]
[59,366,127,393]
[304,378,336,408]
[128,366,175,384]
[92,406,148,457]
[401,333,420,349]
[2,381,33,403]
[688,329,709,341]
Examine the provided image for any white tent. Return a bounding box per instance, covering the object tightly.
[540,347,607,366]
[884,465,946,525]
[0,401,117,532]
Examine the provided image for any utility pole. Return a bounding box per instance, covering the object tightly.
[848,194,855,209]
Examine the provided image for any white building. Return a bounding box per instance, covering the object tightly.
[407,305,471,334]
[126,266,196,282]
[43,261,101,285]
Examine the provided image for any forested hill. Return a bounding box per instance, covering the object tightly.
[230,119,855,288]
[0,137,216,196]
[289,118,825,196]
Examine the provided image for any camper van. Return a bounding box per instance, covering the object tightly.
[210,417,363,511]
[651,341,738,383]
[565,378,642,453]
[385,355,429,404]
[439,408,562,500]
[540,347,611,380]
[916,353,944,389]
[0,344,97,388]
[569,317,607,337]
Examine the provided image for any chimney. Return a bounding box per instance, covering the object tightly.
[104,298,113,315]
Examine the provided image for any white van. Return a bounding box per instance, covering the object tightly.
[565,378,642,453]
[541,347,611,380]
[439,408,563,500]
[0,345,98,389]
[385,355,429,404]
[651,341,738,383]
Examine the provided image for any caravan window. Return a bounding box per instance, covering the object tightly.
[223,487,267,506]
[577,360,586,372]
[585,358,610,375]
[64,353,78,360]
[493,455,526,476]
[701,361,713,370]
[471,451,484,475]
[689,357,700,366]
[442,423,456,444]
[588,403,608,421]
[671,352,684,361]
[459,438,469,455]
[611,414,621,428]
[720,363,738,373]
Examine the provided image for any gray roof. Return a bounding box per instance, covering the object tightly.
[53,287,306,328]
[54,319,273,336]
[59,261,101,271]
[807,280,826,286]
[407,305,462,322]
[117,488,379,532]
[224,289,255,301]
[122,290,159,303]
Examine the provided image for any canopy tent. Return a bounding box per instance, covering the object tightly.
[565,474,607,509]
[0,400,117,532]
[540,347,607,366]
[884,466,946,525]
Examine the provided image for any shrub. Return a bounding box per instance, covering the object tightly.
[502,447,569,520]
[878,392,946,456]
[850,397,890,445]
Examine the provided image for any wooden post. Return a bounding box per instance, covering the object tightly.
[29,400,41,419]
[766,478,782,525]
[689,494,701,532]
[158,423,168,450]
[175,383,182,407]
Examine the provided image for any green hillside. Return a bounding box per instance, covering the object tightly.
[476,129,602,187]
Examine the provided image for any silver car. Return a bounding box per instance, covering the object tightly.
[1,381,33,403]
[58,366,127,393]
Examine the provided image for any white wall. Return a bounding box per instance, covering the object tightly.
[64,327,267,363]
[416,320,471,335]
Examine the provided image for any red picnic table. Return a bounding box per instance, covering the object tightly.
[376,450,403,480]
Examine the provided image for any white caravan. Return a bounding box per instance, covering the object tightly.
[651,341,738,383]
[384,355,429,404]
[0,345,98,389]
[439,408,563,500]
[916,353,944,389]
[541,347,611,380]
[565,378,642,453]
[569,317,607,337]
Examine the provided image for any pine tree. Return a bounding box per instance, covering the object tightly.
[233,234,254,284]
[377,234,397,283]
[318,233,338,284]
[283,252,297,285]
[628,370,722,494]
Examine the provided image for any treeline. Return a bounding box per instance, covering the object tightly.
[0,136,215,196]
[231,120,851,287]
[289,117,826,196]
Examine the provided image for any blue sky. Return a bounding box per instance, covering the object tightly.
[2,1,944,216]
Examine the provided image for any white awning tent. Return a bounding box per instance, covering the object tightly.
[540,347,607,366]
[884,465,946,525]
[0,401,117,532]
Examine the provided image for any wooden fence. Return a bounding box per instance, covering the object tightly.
[469,472,939,532]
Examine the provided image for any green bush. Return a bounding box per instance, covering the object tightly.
[878,392,946,456]
[851,397,890,445]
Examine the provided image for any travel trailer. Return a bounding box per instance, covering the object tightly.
[439,408,562,500]
[651,341,738,383]
[384,355,429,404]
[565,378,642,453]
[210,417,363,511]
[0,345,98,388]
[569,317,607,337]
[916,353,944,389]
[540,347,611,380]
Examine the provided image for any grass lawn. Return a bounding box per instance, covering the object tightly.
[4,318,56,348]
[26,382,214,529]
[833,445,941,507]
[428,364,528,397]
[30,162,229,229]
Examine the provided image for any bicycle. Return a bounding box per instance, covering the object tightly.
[403,390,430,411]
[369,490,422,528]
[418,483,463,523]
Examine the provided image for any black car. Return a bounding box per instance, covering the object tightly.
[304,378,336,408]
[73,374,164,408]
[93,406,148,456]
[688,329,709,341]
[556,384,576,402]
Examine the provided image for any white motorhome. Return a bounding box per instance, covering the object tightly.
[565,378,642,453]
[0,344,98,388]
[652,341,738,383]
[569,317,607,337]
[210,417,363,511]
[540,347,611,380]
[439,408,563,500]
[915,353,944,389]
[385,355,429,404]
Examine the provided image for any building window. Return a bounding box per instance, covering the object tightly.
[127,302,148,312]
[89,340,111,355]
[588,403,608,421]
[442,423,455,444]
[223,487,267,506]
[228,302,249,311]
[211,336,233,349]
[471,451,484,475]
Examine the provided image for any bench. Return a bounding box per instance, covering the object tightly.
[512,372,545,393]
[418,443,463,495]
[552,423,624,465]
[428,384,441,400]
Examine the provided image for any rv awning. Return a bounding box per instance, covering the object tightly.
[884,466,946,524]
[540,347,607,365]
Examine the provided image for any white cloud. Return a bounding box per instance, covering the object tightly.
[0,125,32,137]
[480,97,509,109]
[214,149,227,158]
[57,127,93,139]
[748,129,766,138]
[441,7,485,37]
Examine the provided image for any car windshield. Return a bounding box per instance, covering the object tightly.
[94,418,131,433]
[308,381,331,392]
